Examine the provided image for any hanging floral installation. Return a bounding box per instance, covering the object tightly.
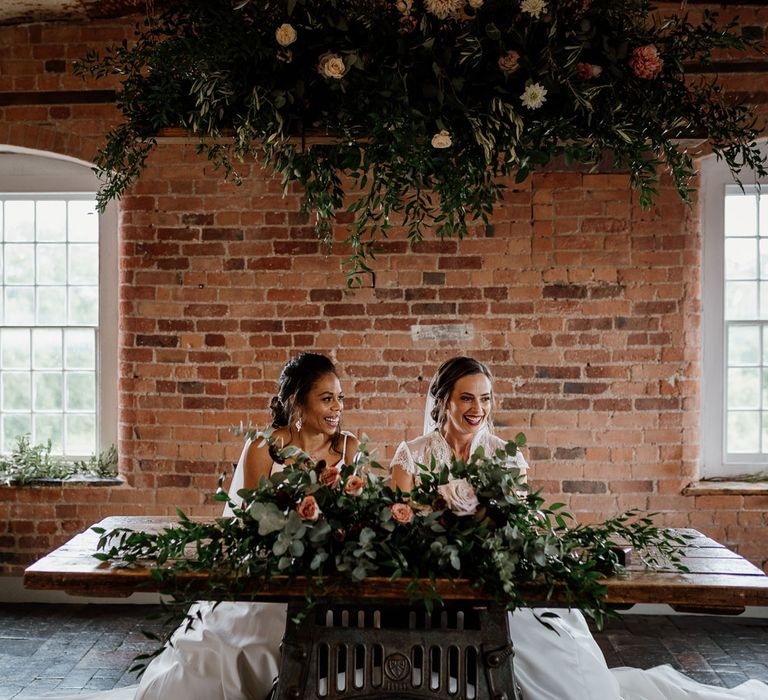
[76,0,767,278]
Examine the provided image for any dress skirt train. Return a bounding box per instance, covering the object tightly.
[32,606,768,700]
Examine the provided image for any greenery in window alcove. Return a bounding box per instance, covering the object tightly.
[0,435,118,485]
[75,0,767,281]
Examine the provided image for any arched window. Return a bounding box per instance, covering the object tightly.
[0,146,116,458]
[701,143,768,477]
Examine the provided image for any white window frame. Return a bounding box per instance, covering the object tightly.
[701,144,768,477]
[0,146,117,456]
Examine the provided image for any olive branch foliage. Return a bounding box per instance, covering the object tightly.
[92,432,690,674]
[73,0,766,283]
[0,435,118,485]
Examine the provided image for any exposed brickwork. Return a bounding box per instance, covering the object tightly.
[1,11,768,577]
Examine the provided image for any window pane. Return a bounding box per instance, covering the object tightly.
[68,201,98,242]
[36,201,66,242]
[0,194,101,458]
[728,325,760,366]
[2,414,30,452]
[34,372,63,411]
[760,194,768,236]
[1,329,30,368]
[65,329,95,369]
[2,372,31,410]
[725,194,758,237]
[36,243,67,284]
[4,243,34,284]
[66,414,95,454]
[728,368,761,409]
[34,414,63,454]
[760,284,768,321]
[725,281,757,320]
[36,286,67,324]
[68,244,98,284]
[725,238,757,280]
[5,287,34,325]
[32,329,62,369]
[4,201,34,242]
[727,411,760,453]
[66,372,95,411]
[68,286,98,325]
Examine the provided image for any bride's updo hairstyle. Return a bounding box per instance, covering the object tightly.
[428,356,495,431]
[269,352,344,454]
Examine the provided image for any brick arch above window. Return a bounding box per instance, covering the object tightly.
[0,124,102,168]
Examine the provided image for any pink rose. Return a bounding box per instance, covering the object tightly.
[297,495,320,521]
[318,464,341,489]
[498,50,520,75]
[317,51,347,79]
[390,503,414,525]
[629,45,663,80]
[576,62,602,80]
[437,479,480,516]
[344,475,365,496]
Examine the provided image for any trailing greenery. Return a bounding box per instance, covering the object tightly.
[74,0,767,281]
[0,434,118,485]
[93,432,690,671]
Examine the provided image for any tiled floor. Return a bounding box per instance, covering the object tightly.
[0,604,766,698]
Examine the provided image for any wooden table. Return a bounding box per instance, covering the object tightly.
[23,516,768,612]
[23,518,768,700]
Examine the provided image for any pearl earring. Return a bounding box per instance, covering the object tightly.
[295,417,302,432]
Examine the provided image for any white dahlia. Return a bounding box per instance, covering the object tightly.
[424,0,464,19]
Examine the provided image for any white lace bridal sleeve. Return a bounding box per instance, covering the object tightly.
[390,440,417,475]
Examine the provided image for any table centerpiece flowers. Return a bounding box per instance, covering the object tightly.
[93,431,689,670]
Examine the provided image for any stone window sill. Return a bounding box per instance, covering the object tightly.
[683,480,768,496]
[1,475,122,487]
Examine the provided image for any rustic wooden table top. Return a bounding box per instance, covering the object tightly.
[23,516,768,613]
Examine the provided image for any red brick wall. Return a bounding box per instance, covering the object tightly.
[1,10,767,577]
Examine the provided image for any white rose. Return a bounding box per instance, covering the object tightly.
[437,479,480,516]
[318,52,347,79]
[431,130,452,149]
[275,23,297,47]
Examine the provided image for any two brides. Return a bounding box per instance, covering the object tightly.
[46,353,768,700]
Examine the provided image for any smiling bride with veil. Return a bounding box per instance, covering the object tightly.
[390,355,768,700]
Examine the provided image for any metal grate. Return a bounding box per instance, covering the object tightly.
[275,602,522,700]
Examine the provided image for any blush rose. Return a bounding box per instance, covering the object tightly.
[318,464,341,489]
[297,495,320,521]
[390,503,414,524]
[318,52,347,79]
[629,45,663,80]
[437,479,480,516]
[344,475,365,496]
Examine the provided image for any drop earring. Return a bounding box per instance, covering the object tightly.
[295,416,302,432]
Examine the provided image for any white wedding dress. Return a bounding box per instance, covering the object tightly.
[392,427,768,700]
[36,430,767,700]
